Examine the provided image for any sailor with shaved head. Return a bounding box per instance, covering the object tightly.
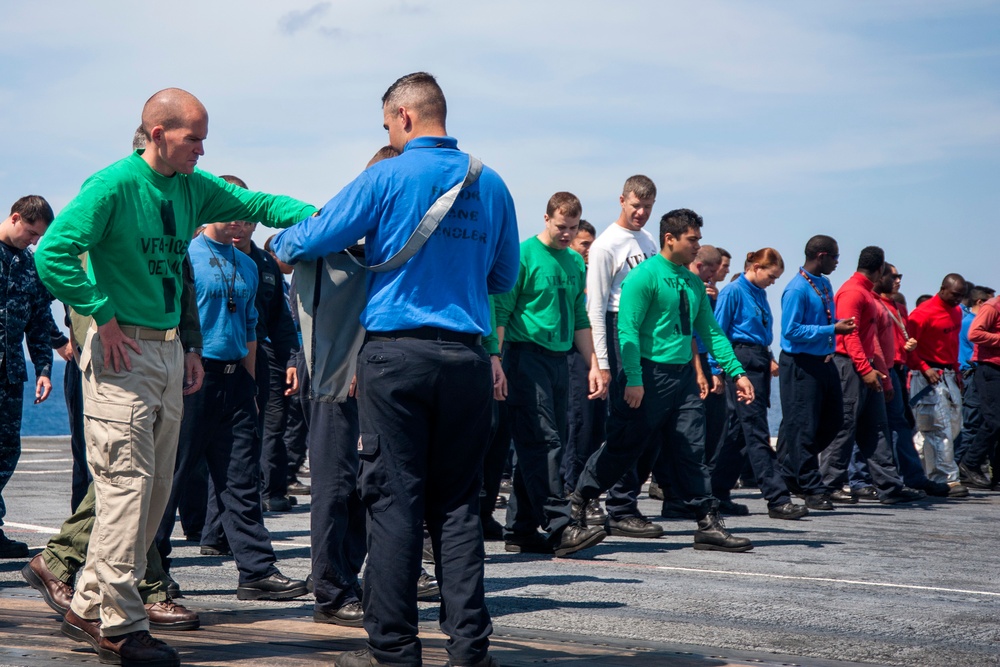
[35,88,316,666]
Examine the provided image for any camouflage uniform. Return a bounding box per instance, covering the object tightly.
[0,240,58,529]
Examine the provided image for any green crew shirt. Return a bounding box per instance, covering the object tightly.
[618,254,743,386]
[493,236,589,353]
[35,151,316,329]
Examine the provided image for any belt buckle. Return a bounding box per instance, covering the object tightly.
[224,363,238,374]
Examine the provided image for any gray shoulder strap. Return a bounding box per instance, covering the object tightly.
[351,155,483,273]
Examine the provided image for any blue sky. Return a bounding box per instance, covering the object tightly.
[2,1,998,316]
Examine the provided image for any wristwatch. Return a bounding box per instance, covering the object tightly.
[733,373,747,381]
[186,347,203,356]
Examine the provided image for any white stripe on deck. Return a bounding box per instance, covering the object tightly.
[4,521,60,533]
[656,565,1000,598]
[17,458,73,464]
[13,469,73,475]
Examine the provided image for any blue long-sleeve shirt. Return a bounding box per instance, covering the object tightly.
[780,268,837,356]
[189,234,258,361]
[960,305,975,371]
[271,136,520,335]
[715,274,773,347]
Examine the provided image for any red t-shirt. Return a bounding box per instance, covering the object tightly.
[835,272,889,381]
[971,296,1000,366]
[907,294,962,373]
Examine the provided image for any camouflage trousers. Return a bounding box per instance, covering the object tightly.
[0,380,25,526]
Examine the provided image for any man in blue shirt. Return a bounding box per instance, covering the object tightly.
[155,211,307,603]
[775,235,855,508]
[956,284,995,464]
[272,72,519,667]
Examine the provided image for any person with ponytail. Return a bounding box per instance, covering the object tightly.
[711,248,810,520]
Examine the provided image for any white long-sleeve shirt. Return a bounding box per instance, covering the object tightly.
[586,222,658,369]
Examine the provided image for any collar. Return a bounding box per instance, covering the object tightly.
[403,136,459,152]
[850,272,874,290]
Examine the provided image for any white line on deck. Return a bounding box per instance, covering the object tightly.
[4,521,60,533]
[13,469,73,475]
[17,458,73,464]
[655,565,1000,597]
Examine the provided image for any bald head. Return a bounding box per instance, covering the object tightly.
[939,273,968,307]
[141,88,206,136]
[139,89,208,176]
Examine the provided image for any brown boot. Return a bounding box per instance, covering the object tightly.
[61,609,101,652]
[98,630,180,667]
[22,553,74,615]
[145,597,200,631]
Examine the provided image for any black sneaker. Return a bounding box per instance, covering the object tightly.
[416,570,440,600]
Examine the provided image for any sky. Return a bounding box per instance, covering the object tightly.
[2,0,999,325]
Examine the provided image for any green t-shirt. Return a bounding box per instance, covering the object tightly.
[494,236,589,353]
[35,151,316,330]
[618,254,743,386]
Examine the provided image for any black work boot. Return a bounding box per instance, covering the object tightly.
[693,512,753,552]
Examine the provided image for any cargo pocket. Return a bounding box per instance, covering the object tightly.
[82,400,136,481]
[357,433,393,513]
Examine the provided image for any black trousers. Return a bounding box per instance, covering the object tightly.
[602,311,647,519]
[561,347,606,495]
[357,338,493,667]
[577,361,714,519]
[305,378,365,611]
[775,351,844,495]
[156,365,279,584]
[258,341,290,500]
[711,345,790,507]
[481,400,511,520]
[960,363,1000,471]
[819,355,903,495]
[503,343,574,539]
[284,349,310,482]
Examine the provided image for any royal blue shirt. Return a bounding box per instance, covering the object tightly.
[271,136,520,335]
[780,268,837,356]
[960,305,975,371]
[189,234,258,361]
[715,274,773,347]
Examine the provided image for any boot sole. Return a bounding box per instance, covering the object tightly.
[22,563,70,615]
[61,618,102,653]
[236,584,308,601]
[149,618,200,631]
[97,647,177,667]
[554,530,606,557]
[693,542,754,553]
[607,527,664,539]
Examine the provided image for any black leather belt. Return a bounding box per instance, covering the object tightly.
[367,327,482,346]
[203,358,241,374]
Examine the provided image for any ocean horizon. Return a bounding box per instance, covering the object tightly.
[23,358,785,438]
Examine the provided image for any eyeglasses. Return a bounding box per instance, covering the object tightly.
[819,252,840,260]
[893,274,903,280]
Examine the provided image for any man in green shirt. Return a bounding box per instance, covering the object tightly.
[34,88,316,667]
[494,192,607,557]
[572,209,756,552]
